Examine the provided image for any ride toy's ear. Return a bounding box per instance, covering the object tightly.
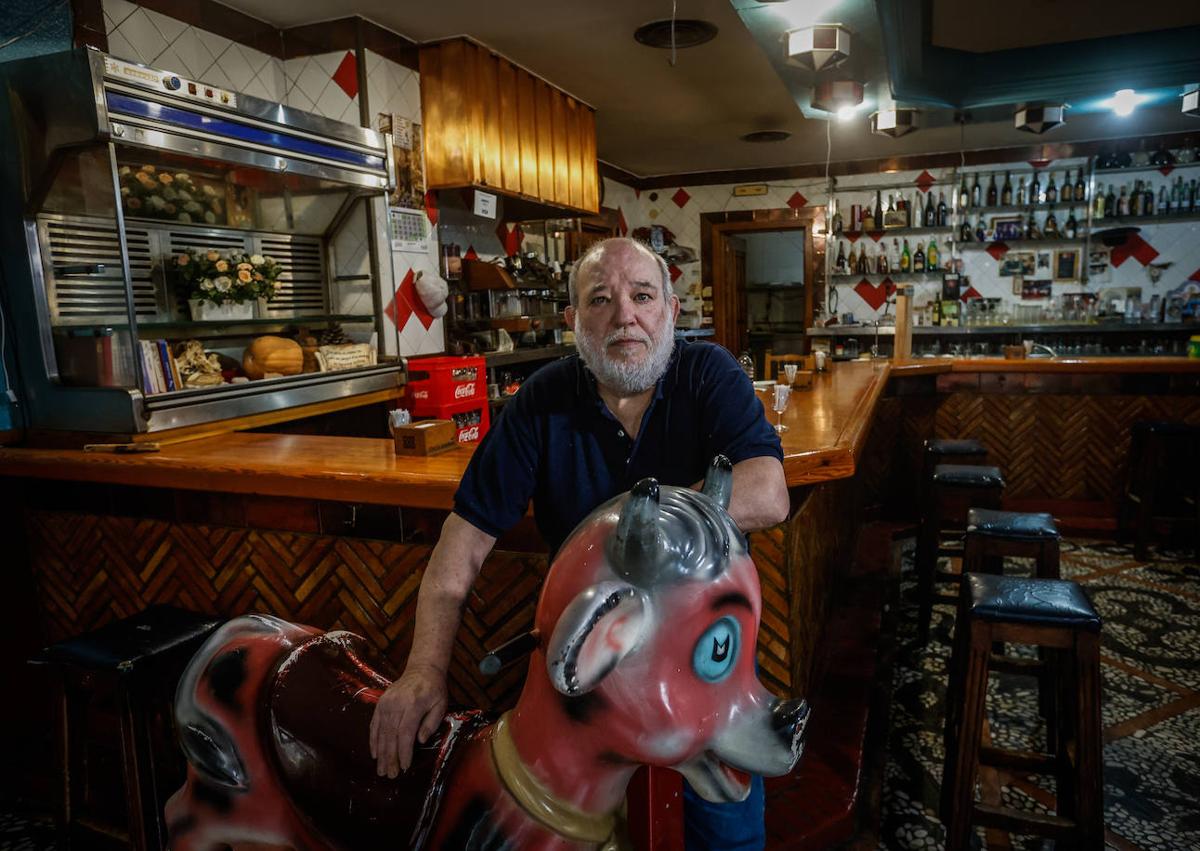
[546,581,647,696]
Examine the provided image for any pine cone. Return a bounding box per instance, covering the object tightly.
[318,323,351,345]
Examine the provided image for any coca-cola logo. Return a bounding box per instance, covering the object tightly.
[458,426,480,442]
[413,390,429,400]
[454,383,475,399]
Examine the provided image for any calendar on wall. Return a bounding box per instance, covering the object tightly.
[389,207,429,253]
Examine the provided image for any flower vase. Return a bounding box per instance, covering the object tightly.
[189,299,255,322]
[254,297,271,319]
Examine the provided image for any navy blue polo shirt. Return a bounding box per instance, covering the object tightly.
[453,340,783,556]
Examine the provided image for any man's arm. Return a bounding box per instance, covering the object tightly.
[727,455,790,531]
[369,512,496,777]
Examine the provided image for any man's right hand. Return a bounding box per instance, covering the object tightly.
[369,665,448,778]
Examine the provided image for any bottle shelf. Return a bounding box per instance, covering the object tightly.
[955,238,1087,248]
[1095,161,1200,175]
[960,202,1088,214]
[828,226,954,238]
[1093,213,1200,226]
[830,272,943,281]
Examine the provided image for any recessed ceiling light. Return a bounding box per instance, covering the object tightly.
[1184,89,1199,117]
[1104,89,1147,117]
[634,19,718,49]
[741,130,792,143]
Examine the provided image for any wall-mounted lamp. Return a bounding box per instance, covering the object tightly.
[1014,103,1065,134]
[870,108,919,137]
[1183,89,1199,118]
[811,79,864,115]
[785,24,850,71]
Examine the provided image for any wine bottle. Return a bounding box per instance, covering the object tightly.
[900,239,912,272]
[971,174,982,207]
[1001,171,1012,205]
[878,246,889,274]
[913,193,923,230]
[1043,211,1059,238]
[835,240,848,274]
[1030,171,1041,205]
[890,238,901,270]
[975,215,987,243]
[927,239,939,270]
[1106,184,1118,217]
[924,193,936,227]
[1157,185,1168,215]
[959,216,974,242]
[1064,209,1077,240]
[1074,169,1086,204]
[1093,187,1105,221]
[1026,211,1040,240]
[986,173,998,206]
[937,191,948,227]
[1117,185,1130,216]
[1143,182,1154,217]
[913,242,925,273]
[875,191,884,229]
[959,175,970,209]
[1131,181,1143,216]
[1045,174,1058,204]
[1016,177,1026,206]
[1060,171,1072,203]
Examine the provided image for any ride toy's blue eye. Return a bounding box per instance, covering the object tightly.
[692,616,740,683]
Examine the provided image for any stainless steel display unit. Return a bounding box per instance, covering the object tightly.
[0,47,402,434]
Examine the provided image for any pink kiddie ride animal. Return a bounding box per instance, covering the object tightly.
[165,455,809,850]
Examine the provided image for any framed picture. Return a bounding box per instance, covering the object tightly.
[1013,275,1024,296]
[1032,250,1053,280]
[1022,278,1052,300]
[1055,249,1080,281]
[991,215,1023,241]
[999,251,1036,277]
[1088,247,1111,284]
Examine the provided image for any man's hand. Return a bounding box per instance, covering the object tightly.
[369,664,448,778]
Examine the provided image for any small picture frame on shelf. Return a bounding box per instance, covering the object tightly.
[999,251,1035,277]
[1032,250,1053,280]
[1087,247,1111,284]
[1054,248,1080,280]
[883,209,908,228]
[991,215,1023,241]
[1021,278,1052,300]
[1012,275,1024,296]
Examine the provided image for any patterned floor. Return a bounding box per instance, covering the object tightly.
[880,539,1200,851]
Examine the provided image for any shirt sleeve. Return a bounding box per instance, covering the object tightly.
[452,378,543,538]
[695,345,784,466]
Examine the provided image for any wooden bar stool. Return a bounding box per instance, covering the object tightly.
[941,573,1103,851]
[916,464,1005,644]
[921,438,988,510]
[1119,420,1200,560]
[31,605,221,851]
[963,508,1061,580]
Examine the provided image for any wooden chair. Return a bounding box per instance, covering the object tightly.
[763,351,812,384]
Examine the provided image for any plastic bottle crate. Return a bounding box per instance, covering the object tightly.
[406,356,486,413]
[411,396,491,446]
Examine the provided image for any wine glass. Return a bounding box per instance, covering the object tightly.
[772,383,791,433]
[783,362,798,388]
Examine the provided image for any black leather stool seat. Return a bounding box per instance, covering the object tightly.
[966,508,1059,540]
[36,605,221,672]
[926,438,987,456]
[932,464,1005,489]
[967,573,1101,633]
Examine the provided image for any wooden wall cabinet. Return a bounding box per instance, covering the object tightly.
[419,38,600,216]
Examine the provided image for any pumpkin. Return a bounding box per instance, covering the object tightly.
[242,335,303,380]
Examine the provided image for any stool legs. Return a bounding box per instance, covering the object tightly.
[916,519,938,645]
[1071,633,1105,850]
[942,621,992,851]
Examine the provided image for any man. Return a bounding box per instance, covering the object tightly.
[371,237,789,848]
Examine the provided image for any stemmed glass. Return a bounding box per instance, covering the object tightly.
[772,382,791,433]
[783,362,798,388]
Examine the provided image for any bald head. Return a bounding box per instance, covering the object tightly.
[569,238,672,308]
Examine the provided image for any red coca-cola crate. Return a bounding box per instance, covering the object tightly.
[406,355,485,412]
[411,396,490,446]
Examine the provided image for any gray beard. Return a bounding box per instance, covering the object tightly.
[576,315,676,397]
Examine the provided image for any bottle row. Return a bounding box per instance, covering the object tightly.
[833,237,946,276]
[958,208,1083,243]
[1092,177,1200,219]
[958,169,1088,209]
[830,190,950,234]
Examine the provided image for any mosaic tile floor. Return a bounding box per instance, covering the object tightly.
[880,539,1200,851]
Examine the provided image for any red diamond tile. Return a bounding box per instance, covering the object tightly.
[844,232,860,244]
[986,242,1010,261]
[1158,165,1175,177]
[853,278,894,311]
[960,286,982,303]
[1028,159,1051,170]
[385,268,434,331]
[787,192,807,209]
[635,188,641,199]
[669,264,682,283]
[867,230,885,242]
[1189,267,1200,282]
[423,191,439,225]
[1111,233,1158,268]
[618,208,628,236]
[331,51,359,100]
[463,246,479,261]
[671,188,690,208]
[914,171,936,193]
[496,222,525,256]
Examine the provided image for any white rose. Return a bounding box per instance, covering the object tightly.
[201,185,217,197]
[204,211,217,224]
[201,278,215,291]
[118,165,131,177]
[177,191,193,203]
[174,173,189,183]
[184,201,203,215]
[250,254,265,266]
[148,195,166,209]
[177,212,192,223]
[214,276,232,292]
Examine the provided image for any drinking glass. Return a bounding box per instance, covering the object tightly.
[783,363,799,387]
[772,383,791,433]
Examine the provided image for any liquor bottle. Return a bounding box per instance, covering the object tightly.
[1016,177,1026,206]
[915,193,925,229]
[937,191,948,227]
[924,193,936,227]
[1030,171,1041,205]
[913,242,925,273]
[986,173,998,206]
[1001,172,1013,205]
[1106,184,1117,217]
[971,174,982,207]
[1043,211,1059,238]
[1142,181,1154,217]
[1060,171,1072,203]
[1157,185,1168,215]
[1064,208,1078,240]
[1045,174,1057,203]
[1074,169,1086,204]
[1131,181,1143,216]
[832,202,844,235]
[878,246,889,274]
[875,191,884,229]
[900,239,912,272]
[890,238,902,270]
[835,240,848,274]
[976,215,987,242]
[959,175,970,209]
[1093,187,1106,221]
[927,238,939,270]
[1117,185,1130,216]
[1169,177,1181,213]
[1026,211,1040,240]
[959,216,974,242]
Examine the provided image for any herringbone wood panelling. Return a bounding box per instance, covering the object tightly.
[934,394,1200,504]
[750,525,791,698]
[24,510,547,712]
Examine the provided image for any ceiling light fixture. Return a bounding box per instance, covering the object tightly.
[810,79,864,115]
[633,19,718,49]
[1014,103,1065,134]
[870,108,919,137]
[837,105,857,121]
[1104,89,1147,117]
[785,24,850,72]
[1182,89,1199,117]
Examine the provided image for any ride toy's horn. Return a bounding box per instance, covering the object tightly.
[608,477,665,587]
[701,454,733,509]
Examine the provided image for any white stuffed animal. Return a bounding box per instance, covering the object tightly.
[414,270,449,318]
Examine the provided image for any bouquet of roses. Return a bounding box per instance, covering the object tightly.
[175,248,283,306]
[119,164,226,225]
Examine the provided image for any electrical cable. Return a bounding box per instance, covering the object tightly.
[669,0,678,67]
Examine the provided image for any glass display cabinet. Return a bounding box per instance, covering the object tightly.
[0,48,400,434]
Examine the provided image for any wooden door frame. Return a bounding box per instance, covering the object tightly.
[700,207,824,354]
